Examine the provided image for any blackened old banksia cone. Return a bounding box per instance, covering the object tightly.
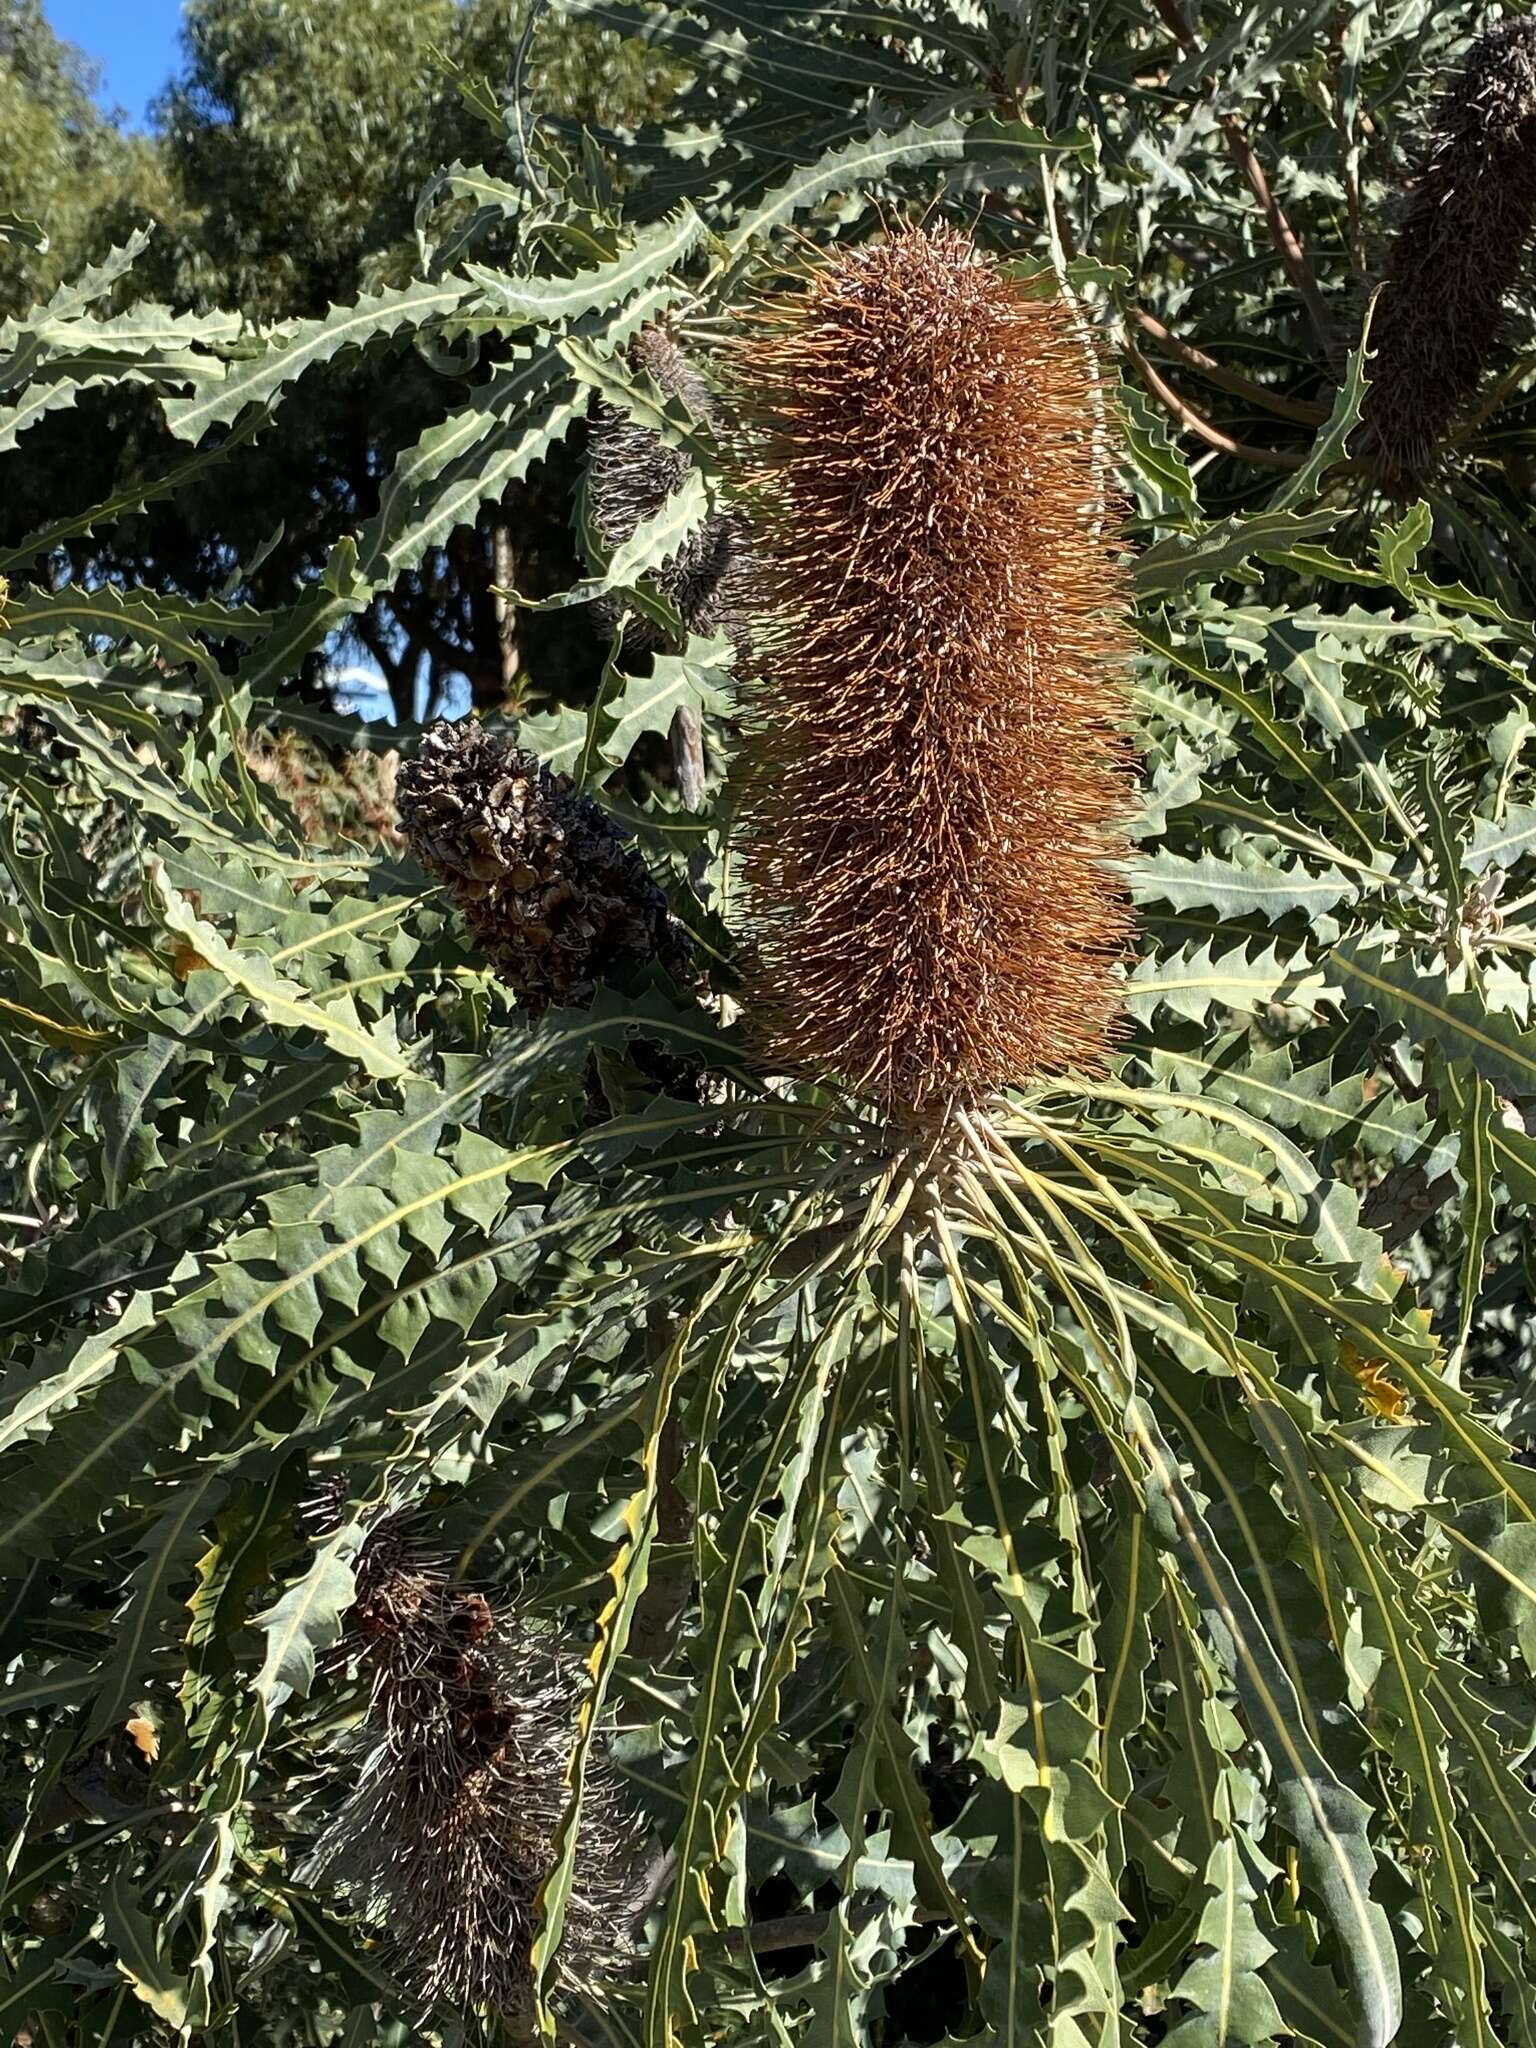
[732,227,1132,1118]
[397,719,691,1011]
[313,1518,636,2026]
[1363,15,1536,486]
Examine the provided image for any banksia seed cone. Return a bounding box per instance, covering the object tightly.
[587,325,755,648]
[730,227,1132,1117]
[397,718,690,1010]
[315,1522,636,2025]
[1362,15,1536,486]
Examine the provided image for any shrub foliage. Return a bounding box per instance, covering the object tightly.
[6,3,1536,2045]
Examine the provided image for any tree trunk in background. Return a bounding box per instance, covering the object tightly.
[492,522,519,708]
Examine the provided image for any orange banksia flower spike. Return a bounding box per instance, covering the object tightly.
[1363,15,1536,486]
[729,225,1133,1120]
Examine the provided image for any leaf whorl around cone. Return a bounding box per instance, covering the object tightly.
[729,227,1132,1118]
[586,324,755,647]
[315,1522,637,2026]
[397,718,691,1010]
[1363,15,1536,486]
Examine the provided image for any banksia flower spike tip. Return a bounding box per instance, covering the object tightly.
[731,227,1132,1119]
[1363,14,1536,486]
[397,718,691,1010]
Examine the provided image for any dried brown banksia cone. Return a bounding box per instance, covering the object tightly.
[315,1522,636,2026]
[586,325,755,647]
[731,227,1132,1118]
[397,718,691,1010]
[1362,15,1536,486]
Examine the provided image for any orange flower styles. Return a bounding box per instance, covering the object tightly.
[731,226,1133,1117]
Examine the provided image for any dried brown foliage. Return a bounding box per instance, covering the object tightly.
[1363,15,1536,486]
[314,1519,636,2028]
[729,226,1132,1118]
[240,728,403,851]
[397,718,691,1011]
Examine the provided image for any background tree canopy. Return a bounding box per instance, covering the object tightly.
[9,1,1536,2045]
[0,2,172,313]
[0,0,678,723]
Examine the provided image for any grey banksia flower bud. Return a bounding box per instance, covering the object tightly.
[1364,15,1536,485]
[586,325,754,648]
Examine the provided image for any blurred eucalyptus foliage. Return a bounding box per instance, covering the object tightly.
[1,0,680,723]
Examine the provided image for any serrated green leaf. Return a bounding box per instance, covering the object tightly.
[1134,510,1339,598]
[1130,845,1356,920]
[1267,300,1372,513]
[1334,942,1536,1094]
[162,276,472,443]
[715,115,1069,270]
[466,204,701,323]
[146,861,414,1081]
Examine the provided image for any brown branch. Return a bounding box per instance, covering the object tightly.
[669,704,707,812]
[449,527,513,713]
[1216,116,1334,345]
[491,522,520,705]
[1130,309,1329,425]
[1124,339,1306,469]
